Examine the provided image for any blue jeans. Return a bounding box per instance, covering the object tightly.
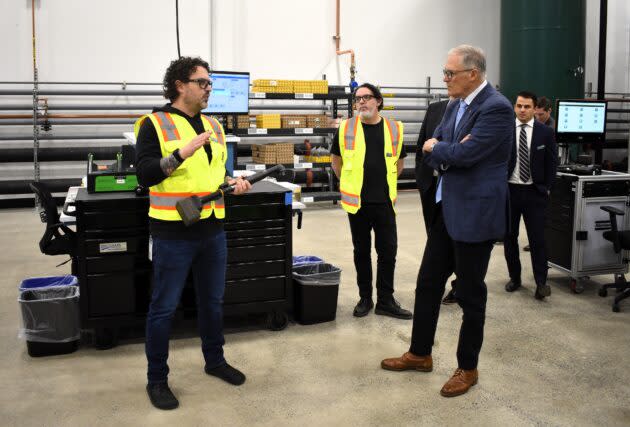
[146,230,227,385]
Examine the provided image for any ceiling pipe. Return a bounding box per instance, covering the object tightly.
[333,0,357,91]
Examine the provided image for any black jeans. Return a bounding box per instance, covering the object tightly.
[410,205,493,370]
[347,203,397,301]
[504,183,549,286]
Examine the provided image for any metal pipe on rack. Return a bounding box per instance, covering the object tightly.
[0,134,126,141]
[0,104,156,111]
[0,119,136,126]
[0,81,160,86]
[1,89,162,96]
[3,146,124,162]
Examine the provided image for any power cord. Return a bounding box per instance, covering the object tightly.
[175,0,181,58]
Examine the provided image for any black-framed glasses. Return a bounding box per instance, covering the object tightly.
[184,78,212,89]
[353,94,376,103]
[442,68,474,79]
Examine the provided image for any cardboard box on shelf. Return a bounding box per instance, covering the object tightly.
[281,114,307,128]
[306,114,329,128]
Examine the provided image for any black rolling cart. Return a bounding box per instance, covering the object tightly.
[74,181,293,348]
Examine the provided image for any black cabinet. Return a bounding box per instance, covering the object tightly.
[74,181,293,343]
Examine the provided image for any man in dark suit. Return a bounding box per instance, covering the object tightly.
[504,91,558,300]
[415,99,449,230]
[415,99,458,305]
[381,45,513,398]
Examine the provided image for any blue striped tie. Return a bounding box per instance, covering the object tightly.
[518,124,530,182]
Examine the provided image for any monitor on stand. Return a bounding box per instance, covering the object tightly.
[555,99,607,166]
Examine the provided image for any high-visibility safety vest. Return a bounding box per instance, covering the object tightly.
[338,116,403,214]
[134,111,227,221]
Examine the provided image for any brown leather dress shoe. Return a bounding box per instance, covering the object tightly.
[380,352,433,372]
[440,368,478,397]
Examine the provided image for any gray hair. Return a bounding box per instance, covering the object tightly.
[448,45,486,77]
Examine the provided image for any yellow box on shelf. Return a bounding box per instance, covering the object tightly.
[256,114,281,129]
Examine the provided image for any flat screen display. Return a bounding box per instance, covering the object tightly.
[202,71,250,115]
[555,99,607,144]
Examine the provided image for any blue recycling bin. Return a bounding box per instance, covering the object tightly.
[292,255,324,267]
[19,275,77,291]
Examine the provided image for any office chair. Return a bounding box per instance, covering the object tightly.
[29,182,77,259]
[597,205,630,312]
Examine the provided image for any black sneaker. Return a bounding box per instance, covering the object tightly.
[441,289,457,305]
[505,280,522,292]
[353,297,374,317]
[375,298,412,320]
[146,382,179,410]
[205,362,246,385]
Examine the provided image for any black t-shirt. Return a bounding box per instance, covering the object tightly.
[331,118,406,204]
[135,103,222,239]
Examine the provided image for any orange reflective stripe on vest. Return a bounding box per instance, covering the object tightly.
[383,118,400,157]
[153,112,181,142]
[340,190,360,207]
[344,116,359,150]
[204,116,225,145]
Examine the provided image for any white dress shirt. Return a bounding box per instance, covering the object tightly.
[509,117,534,185]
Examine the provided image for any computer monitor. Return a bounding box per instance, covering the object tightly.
[202,71,250,115]
[555,99,607,144]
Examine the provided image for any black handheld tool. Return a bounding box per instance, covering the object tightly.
[176,164,285,226]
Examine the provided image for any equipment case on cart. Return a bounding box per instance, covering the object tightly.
[545,170,630,293]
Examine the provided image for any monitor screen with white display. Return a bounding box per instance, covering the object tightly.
[555,99,607,144]
[202,71,250,115]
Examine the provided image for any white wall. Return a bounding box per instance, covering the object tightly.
[1,0,628,93]
[585,0,630,94]
[1,0,503,87]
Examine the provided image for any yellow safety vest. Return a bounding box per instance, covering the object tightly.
[338,116,403,214]
[134,111,227,221]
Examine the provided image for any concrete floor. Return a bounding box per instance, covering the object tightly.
[1,190,629,426]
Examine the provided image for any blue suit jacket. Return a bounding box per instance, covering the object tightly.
[425,84,513,242]
[508,120,558,195]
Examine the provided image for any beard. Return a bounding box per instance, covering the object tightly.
[359,109,375,120]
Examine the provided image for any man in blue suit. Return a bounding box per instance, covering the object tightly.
[381,45,513,398]
[504,91,557,299]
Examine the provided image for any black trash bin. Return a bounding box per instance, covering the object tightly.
[19,286,80,357]
[293,263,341,324]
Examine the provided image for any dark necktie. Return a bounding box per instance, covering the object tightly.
[518,124,530,182]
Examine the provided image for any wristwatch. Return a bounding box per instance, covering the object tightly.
[430,141,437,152]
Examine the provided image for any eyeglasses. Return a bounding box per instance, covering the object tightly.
[353,94,376,103]
[442,68,474,79]
[184,78,213,89]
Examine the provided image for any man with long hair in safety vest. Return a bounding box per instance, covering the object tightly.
[331,82,412,320]
[135,56,251,410]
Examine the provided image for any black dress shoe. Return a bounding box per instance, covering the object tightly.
[535,284,551,300]
[205,362,246,385]
[441,289,457,305]
[353,297,374,317]
[146,382,179,410]
[505,280,522,292]
[375,298,412,320]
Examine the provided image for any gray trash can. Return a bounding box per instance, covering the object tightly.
[19,286,80,357]
[292,263,341,324]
